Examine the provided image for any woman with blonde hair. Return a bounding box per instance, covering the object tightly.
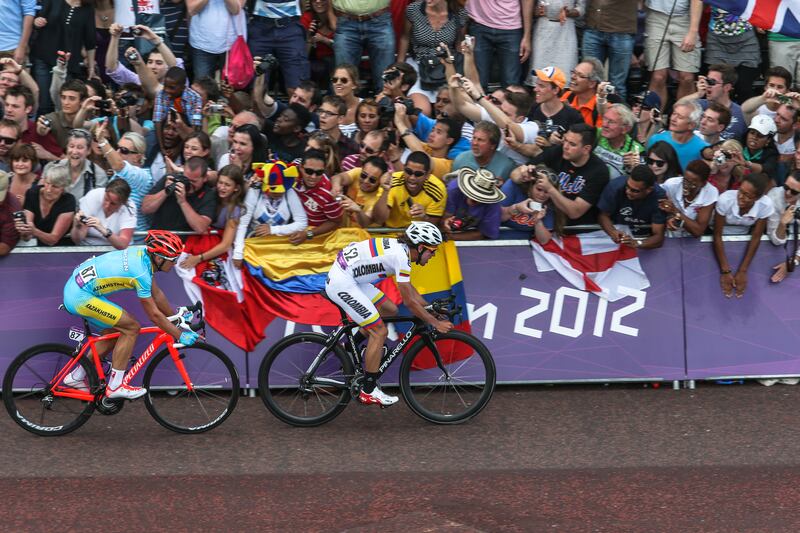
[16,164,76,246]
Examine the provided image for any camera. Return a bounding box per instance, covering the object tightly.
[603,84,615,94]
[714,150,732,166]
[538,119,565,138]
[255,54,278,76]
[132,27,143,36]
[208,103,225,114]
[381,69,401,83]
[95,99,113,117]
[528,200,543,211]
[650,108,661,121]
[777,94,793,105]
[115,92,139,109]
[165,174,190,196]
[79,215,89,225]
[434,45,450,59]
[308,20,319,37]
[377,95,416,128]
[125,50,138,63]
[705,77,718,87]
[12,211,25,223]
[40,116,51,128]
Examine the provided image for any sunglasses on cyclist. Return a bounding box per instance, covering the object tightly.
[404,168,426,177]
[303,167,326,176]
[0,135,17,145]
[118,146,139,155]
[784,183,800,195]
[419,244,437,254]
[645,157,666,168]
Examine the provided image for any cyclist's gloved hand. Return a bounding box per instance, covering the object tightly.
[179,331,200,346]
[181,308,195,323]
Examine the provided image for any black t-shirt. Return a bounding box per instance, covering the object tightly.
[23,184,76,246]
[533,147,610,227]
[147,178,218,232]
[528,103,586,130]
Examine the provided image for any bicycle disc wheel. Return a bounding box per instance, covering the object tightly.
[3,343,98,436]
[258,332,354,427]
[142,342,239,434]
[399,331,496,424]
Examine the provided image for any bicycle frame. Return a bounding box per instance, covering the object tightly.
[50,326,191,402]
[305,315,450,386]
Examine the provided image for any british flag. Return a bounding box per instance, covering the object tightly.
[705,0,800,37]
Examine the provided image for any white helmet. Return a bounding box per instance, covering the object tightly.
[405,221,443,246]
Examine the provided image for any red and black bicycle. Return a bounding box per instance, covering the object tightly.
[3,302,239,436]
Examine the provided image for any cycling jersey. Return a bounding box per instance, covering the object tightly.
[325,237,411,329]
[63,247,154,329]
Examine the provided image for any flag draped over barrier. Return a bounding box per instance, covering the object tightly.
[704,0,800,38]
[530,231,650,302]
[178,229,470,354]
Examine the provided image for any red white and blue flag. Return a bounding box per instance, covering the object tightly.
[531,231,650,302]
[705,0,800,37]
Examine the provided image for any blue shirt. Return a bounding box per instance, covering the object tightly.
[0,0,37,51]
[414,113,470,160]
[115,162,154,234]
[597,176,667,235]
[445,180,502,239]
[697,99,747,141]
[647,131,708,173]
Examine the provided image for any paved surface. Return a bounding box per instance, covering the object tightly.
[3,383,800,531]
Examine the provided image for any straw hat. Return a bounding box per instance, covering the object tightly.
[447,167,505,204]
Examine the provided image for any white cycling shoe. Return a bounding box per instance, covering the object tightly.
[105,384,147,400]
[63,373,89,392]
[358,386,399,407]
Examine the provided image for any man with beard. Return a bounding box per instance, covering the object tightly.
[372,150,446,228]
[451,121,516,183]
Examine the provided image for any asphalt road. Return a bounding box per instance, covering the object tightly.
[2,383,800,532]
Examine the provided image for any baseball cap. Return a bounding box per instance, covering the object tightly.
[641,91,661,110]
[526,66,566,89]
[749,114,777,136]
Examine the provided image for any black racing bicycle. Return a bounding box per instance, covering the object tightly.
[258,295,496,426]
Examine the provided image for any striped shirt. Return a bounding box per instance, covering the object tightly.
[294,175,344,227]
[253,0,301,18]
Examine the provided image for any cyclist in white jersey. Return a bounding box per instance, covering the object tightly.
[325,221,454,406]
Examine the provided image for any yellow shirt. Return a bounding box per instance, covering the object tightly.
[343,170,384,227]
[421,143,454,180]
[385,171,447,228]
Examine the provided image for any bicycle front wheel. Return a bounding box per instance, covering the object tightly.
[399,331,496,424]
[258,333,354,427]
[3,343,98,436]
[143,343,239,434]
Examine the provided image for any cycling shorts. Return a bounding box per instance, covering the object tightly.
[325,263,388,330]
[63,279,124,330]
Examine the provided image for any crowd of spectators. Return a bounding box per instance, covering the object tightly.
[0,0,800,302]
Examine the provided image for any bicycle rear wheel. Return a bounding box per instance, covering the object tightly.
[399,331,496,424]
[142,343,239,434]
[258,333,354,427]
[3,343,98,436]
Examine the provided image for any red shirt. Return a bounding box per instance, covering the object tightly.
[21,120,63,159]
[0,195,21,251]
[294,175,344,227]
[300,12,334,59]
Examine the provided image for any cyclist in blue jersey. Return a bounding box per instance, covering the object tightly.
[325,221,454,406]
[61,230,200,400]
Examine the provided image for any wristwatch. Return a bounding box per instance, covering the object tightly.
[306,229,314,240]
[104,228,113,238]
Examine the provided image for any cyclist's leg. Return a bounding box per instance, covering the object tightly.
[108,311,140,381]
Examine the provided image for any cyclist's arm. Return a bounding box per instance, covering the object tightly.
[397,281,451,331]
[139,280,181,339]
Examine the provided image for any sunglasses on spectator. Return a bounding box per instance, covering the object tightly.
[404,168,426,177]
[331,77,350,84]
[69,128,92,140]
[645,157,666,168]
[303,167,325,176]
[0,135,17,145]
[359,172,380,184]
[359,143,378,154]
[784,184,800,195]
[118,146,139,155]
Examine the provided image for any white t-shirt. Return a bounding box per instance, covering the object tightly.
[189,0,247,55]
[775,133,796,156]
[479,108,539,165]
[662,177,719,220]
[715,189,775,235]
[115,0,160,30]
[78,188,137,245]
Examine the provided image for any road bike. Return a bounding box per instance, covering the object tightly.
[258,295,495,426]
[3,302,239,436]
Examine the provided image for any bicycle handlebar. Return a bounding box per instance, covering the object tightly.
[424,294,462,321]
[168,301,205,347]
